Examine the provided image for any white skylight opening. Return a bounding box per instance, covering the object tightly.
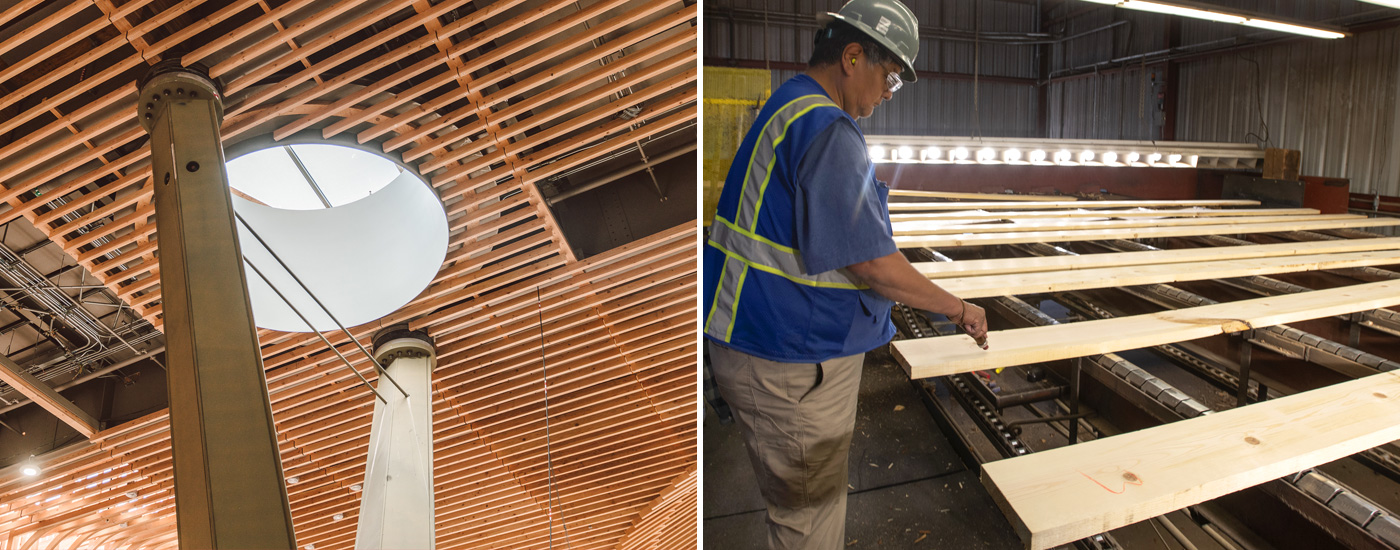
[225,143,448,333]
[226,144,404,210]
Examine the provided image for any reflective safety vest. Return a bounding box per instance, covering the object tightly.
[702,75,895,363]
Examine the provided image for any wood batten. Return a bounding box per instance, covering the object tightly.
[893,279,1400,379]
[982,370,1400,550]
[894,217,1400,248]
[0,356,97,438]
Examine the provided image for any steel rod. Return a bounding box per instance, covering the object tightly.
[232,212,408,398]
[242,258,386,404]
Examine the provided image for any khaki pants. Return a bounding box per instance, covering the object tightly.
[708,341,864,550]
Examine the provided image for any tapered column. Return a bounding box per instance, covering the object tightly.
[356,327,436,550]
[137,61,296,549]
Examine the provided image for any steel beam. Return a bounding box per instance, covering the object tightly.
[137,62,295,550]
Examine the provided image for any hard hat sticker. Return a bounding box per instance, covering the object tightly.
[876,16,891,34]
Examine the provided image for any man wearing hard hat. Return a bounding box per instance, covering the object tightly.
[703,0,989,547]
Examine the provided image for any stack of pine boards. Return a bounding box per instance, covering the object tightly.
[885,192,1400,550]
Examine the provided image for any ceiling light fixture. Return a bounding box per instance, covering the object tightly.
[1358,0,1400,9]
[865,137,1262,169]
[19,457,39,477]
[1080,0,1346,39]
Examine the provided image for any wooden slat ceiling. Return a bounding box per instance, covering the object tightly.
[0,0,698,548]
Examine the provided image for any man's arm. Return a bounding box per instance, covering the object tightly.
[847,252,989,347]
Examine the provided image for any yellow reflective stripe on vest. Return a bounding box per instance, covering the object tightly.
[710,219,864,288]
[733,95,838,232]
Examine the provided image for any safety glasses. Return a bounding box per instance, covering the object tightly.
[884,70,903,94]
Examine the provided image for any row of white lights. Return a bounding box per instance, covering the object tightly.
[1081,0,1350,39]
[869,145,1200,168]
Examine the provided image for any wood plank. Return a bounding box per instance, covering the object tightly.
[981,369,1400,550]
[890,207,1319,223]
[892,213,1358,236]
[916,236,1400,279]
[889,199,1260,212]
[888,189,1068,201]
[0,355,98,438]
[936,248,1400,299]
[893,217,1400,249]
[892,279,1400,379]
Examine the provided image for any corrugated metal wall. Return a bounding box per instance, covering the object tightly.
[1044,2,1400,194]
[1176,28,1400,194]
[704,0,1041,136]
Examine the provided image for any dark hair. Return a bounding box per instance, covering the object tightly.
[809,20,898,69]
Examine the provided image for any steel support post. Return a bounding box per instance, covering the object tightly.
[356,328,437,550]
[1237,330,1255,408]
[136,62,295,549]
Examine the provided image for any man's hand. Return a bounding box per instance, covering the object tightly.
[954,300,989,349]
[847,252,990,350]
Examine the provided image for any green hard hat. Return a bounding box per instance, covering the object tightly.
[818,0,920,82]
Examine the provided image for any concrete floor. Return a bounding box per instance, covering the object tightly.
[702,348,1023,549]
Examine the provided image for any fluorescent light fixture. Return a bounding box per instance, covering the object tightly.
[1029,150,1049,165]
[1004,149,1023,163]
[1358,0,1400,8]
[951,147,970,162]
[897,146,914,161]
[1243,19,1345,39]
[977,148,998,164]
[1054,150,1075,165]
[868,146,885,160]
[1079,151,1096,164]
[1121,0,1246,23]
[1147,152,1164,166]
[922,147,941,161]
[1082,0,1345,39]
[1102,152,1120,166]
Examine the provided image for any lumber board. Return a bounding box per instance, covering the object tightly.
[892,279,1400,379]
[888,189,1067,201]
[893,217,1400,249]
[890,207,1319,223]
[0,355,98,437]
[916,236,1400,279]
[889,199,1260,212]
[981,369,1400,550]
[936,248,1400,299]
[892,213,1358,236]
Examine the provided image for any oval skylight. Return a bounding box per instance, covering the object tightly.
[225,144,448,333]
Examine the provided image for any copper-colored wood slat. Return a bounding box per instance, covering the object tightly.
[181,0,316,69]
[223,0,473,104]
[59,204,154,253]
[421,226,694,339]
[406,2,688,169]
[279,0,590,141]
[371,3,696,151]
[316,0,635,142]
[0,1,94,61]
[35,167,151,229]
[432,98,695,200]
[0,126,143,205]
[485,100,697,187]
[0,85,134,169]
[413,45,695,172]
[204,0,384,81]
